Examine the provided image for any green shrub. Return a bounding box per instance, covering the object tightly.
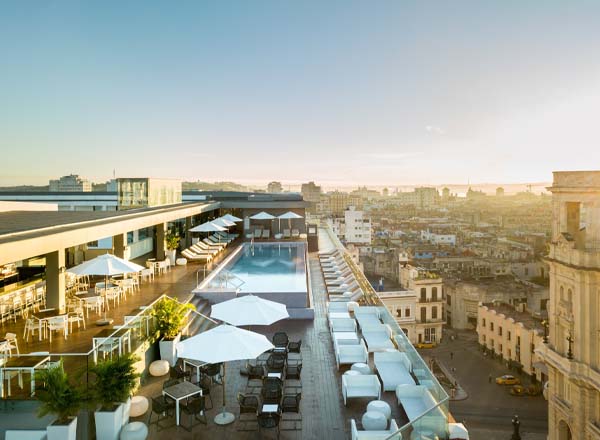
[36,360,82,423]
[151,296,195,340]
[89,354,140,411]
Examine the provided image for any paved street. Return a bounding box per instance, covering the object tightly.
[420,330,549,438]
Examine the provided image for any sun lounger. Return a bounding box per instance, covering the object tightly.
[329,318,357,333]
[191,243,219,255]
[262,229,270,239]
[318,249,339,256]
[254,229,262,238]
[353,306,381,319]
[363,326,395,353]
[328,280,360,294]
[203,238,225,249]
[291,229,300,238]
[283,229,291,239]
[327,301,351,313]
[182,249,212,263]
[375,351,415,391]
[355,314,381,331]
[395,385,447,438]
[326,275,355,287]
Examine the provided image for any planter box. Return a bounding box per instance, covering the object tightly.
[159,334,181,367]
[122,397,131,427]
[166,249,176,265]
[47,417,77,440]
[95,404,124,440]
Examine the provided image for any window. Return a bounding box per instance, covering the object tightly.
[432,287,438,301]
[560,286,564,301]
[482,318,486,328]
[420,307,426,322]
[446,294,452,305]
[420,288,427,302]
[490,322,494,331]
[396,309,402,317]
[482,335,486,343]
[499,326,503,336]
[507,331,511,341]
[499,344,503,354]
[517,336,521,346]
[405,308,410,317]
[508,349,512,359]
[432,306,438,319]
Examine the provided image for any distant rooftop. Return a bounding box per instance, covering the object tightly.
[481,302,545,332]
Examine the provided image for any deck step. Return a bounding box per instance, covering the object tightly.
[186,297,217,335]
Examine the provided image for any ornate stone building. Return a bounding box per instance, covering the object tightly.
[538,171,600,440]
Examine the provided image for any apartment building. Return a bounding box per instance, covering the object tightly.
[344,206,371,244]
[421,229,457,246]
[537,171,600,440]
[378,290,419,343]
[399,265,444,343]
[267,181,283,193]
[477,302,546,382]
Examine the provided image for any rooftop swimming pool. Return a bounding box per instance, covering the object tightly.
[195,242,312,319]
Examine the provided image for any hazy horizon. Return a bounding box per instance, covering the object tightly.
[2,1,599,186]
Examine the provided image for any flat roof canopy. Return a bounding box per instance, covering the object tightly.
[0,202,220,265]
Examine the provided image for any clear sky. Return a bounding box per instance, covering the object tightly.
[1,1,599,186]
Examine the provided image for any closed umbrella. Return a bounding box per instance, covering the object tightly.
[211,294,289,326]
[176,325,274,425]
[68,253,144,325]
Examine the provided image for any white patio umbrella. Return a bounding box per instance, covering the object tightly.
[188,221,227,233]
[176,325,274,425]
[277,211,303,233]
[221,213,243,223]
[67,253,144,325]
[213,217,236,228]
[210,294,289,326]
[249,211,275,220]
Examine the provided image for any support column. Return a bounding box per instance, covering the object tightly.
[46,249,66,311]
[156,223,166,260]
[185,217,192,248]
[113,233,127,259]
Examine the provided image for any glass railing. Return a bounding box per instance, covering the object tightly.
[322,224,452,440]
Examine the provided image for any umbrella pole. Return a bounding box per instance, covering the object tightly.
[214,363,235,425]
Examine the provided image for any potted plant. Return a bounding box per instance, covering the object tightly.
[165,230,181,265]
[90,354,140,440]
[152,296,195,366]
[36,360,82,440]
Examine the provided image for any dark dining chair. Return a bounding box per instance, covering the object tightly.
[257,411,281,439]
[148,396,175,431]
[180,395,207,431]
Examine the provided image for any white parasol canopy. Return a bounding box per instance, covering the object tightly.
[67,253,144,276]
[277,211,303,232]
[176,325,274,425]
[221,213,243,223]
[212,217,236,228]
[249,211,275,220]
[188,221,227,233]
[210,294,289,326]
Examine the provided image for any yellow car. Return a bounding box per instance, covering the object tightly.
[415,341,436,349]
[496,375,520,385]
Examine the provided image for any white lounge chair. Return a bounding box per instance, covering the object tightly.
[395,385,447,438]
[350,419,400,440]
[291,229,300,238]
[374,350,415,391]
[262,229,270,239]
[327,302,351,313]
[363,329,395,353]
[191,243,220,255]
[254,229,262,238]
[335,339,368,370]
[329,318,357,333]
[283,229,291,239]
[341,374,381,405]
[182,249,213,263]
[355,314,382,331]
[203,238,225,249]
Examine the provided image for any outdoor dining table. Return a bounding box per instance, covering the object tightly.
[32,309,67,341]
[92,328,132,363]
[162,380,203,426]
[260,403,280,414]
[0,355,50,398]
[182,358,207,384]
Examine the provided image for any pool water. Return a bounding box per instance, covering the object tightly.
[224,243,307,293]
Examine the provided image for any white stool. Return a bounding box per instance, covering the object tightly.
[129,396,149,417]
[148,360,169,377]
[361,411,387,431]
[351,363,371,374]
[120,422,148,440]
[176,258,187,266]
[367,400,392,420]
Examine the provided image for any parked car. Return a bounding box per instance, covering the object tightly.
[496,375,520,385]
[510,385,526,396]
[415,340,436,349]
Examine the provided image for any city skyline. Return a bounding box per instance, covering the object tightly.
[2,1,600,186]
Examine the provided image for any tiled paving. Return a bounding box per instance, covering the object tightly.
[138,247,408,440]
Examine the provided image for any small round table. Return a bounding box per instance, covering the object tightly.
[361,411,387,431]
[351,363,371,374]
[367,400,392,420]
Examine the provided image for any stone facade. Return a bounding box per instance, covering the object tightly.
[538,171,600,440]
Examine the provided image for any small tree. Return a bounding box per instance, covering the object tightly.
[36,360,82,424]
[151,296,195,341]
[165,230,181,251]
[89,354,140,411]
